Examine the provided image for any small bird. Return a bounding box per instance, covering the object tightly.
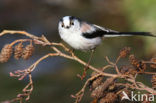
[58,16,155,51]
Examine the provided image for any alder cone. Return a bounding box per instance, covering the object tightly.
[99,93,117,103]
[119,47,131,58]
[0,44,13,63]
[150,58,156,69]
[22,44,34,60]
[129,55,146,71]
[151,75,156,89]
[14,43,23,60]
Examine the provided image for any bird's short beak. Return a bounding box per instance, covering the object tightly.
[66,26,70,29]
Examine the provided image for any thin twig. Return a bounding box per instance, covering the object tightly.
[0,30,156,103]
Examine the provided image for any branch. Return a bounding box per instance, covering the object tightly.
[0,30,156,103]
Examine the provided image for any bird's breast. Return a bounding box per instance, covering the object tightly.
[60,30,102,51]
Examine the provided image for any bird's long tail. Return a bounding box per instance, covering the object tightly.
[104,32,155,37]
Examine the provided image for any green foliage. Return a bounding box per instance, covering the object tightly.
[123,0,156,32]
[123,0,156,54]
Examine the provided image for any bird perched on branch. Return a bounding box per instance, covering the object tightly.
[58,16,155,51]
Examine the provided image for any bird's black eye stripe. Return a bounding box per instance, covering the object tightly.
[69,16,75,20]
[69,16,75,26]
[59,18,64,27]
[70,20,74,25]
[62,22,64,27]
[72,22,74,25]
[60,18,63,22]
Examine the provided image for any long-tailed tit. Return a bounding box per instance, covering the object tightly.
[58,16,155,51]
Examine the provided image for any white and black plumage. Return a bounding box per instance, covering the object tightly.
[58,16,155,51]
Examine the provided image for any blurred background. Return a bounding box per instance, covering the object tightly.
[0,0,156,102]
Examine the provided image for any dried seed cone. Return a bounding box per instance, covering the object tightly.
[90,71,103,89]
[120,47,131,58]
[91,77,103,89]
[22,43,34,60]
[91,78,115,99]
[139,61,146,71]
[99,93,117,103]
[0,44,13,63]
[129,55,139,67]
[150,58,156,69]
[91,83,105,98]
[14,42,23,60]
[151,75,156,89]
[90,99,98,103]
[129,55,146,71]
[120,65,137,76]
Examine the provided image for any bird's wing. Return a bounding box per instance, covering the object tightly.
[82,23,110,39]
[93,24,123,37]
[93,24,118,33]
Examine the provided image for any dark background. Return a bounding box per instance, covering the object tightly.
[0,0,156,103]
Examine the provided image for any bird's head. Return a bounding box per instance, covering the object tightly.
[58,16,81,33]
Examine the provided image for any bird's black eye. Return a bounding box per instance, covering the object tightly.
[70,21,74,25]
[61,23,64,27]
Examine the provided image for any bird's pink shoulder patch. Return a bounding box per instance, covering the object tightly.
[80,23,92,33]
